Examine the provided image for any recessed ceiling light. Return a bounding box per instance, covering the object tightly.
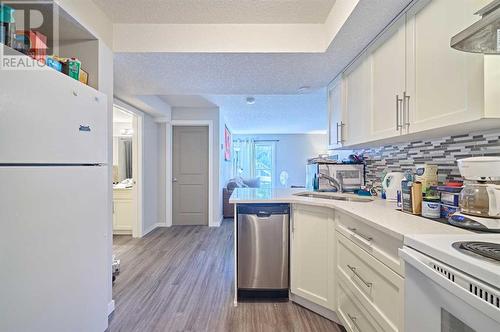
[297,86,311,94]
[246,97,256,105]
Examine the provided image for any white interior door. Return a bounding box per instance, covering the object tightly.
[172,126,209,226]
[0,166,108,332]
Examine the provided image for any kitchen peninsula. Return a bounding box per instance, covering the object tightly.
[230,188,471,331]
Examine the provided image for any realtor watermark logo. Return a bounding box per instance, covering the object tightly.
[1,0,59,70]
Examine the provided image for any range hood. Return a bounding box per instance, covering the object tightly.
[451,0,500,54]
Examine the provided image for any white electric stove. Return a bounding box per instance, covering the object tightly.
[400,234,500,332]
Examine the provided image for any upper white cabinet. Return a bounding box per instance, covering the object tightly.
[343,57,372,146]
[405,0,490,133]
[328,0,500,149]
[291,204,336,311]
[328,77,344,149]
[370,15,407,140]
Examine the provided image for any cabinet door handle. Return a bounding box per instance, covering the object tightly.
[396,95,403,131]
[347,264,373,288]
[404,92,411,131]
[336,122,340,144]
[348,313,362,331]
[337,121,345,144]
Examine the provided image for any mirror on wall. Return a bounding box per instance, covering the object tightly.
[113,137,132,183]
[113,106,134,186]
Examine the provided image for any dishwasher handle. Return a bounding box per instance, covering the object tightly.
[237,203,290,215]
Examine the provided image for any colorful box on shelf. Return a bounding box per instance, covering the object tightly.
[62,58,81,80]
[79,69,88,85]
[0,4,15,23]
[46,56,62,72]
[1,4,15,48]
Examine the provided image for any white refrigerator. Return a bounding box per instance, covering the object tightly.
[0,68,109,332]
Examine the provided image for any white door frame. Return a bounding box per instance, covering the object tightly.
[167,120,214,227]
[113,99,144,238]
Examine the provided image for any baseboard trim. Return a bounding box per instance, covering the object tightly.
[113,229,132,235]
[107,300,115,316]
[143,222,168,236]
[210,217,224,228]
[290,293,342,325]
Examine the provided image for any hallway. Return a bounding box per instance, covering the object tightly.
[109,220,344,332]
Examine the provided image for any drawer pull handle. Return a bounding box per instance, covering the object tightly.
[347,227,373,245]
[347,264,373,288]
[348,313,362,331]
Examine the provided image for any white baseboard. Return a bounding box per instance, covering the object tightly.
[113,229,132,235]
[290,293,341,325]
[143,222,169,236]
[210,216,224,227]
[107,300,115,316]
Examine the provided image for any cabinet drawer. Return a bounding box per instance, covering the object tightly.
[337,279,384,332]
[336,212,404,276]
[337,232,404,332]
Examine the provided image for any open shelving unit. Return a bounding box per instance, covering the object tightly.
[2,1,99,90]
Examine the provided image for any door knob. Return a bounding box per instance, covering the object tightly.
[173,178,178,182]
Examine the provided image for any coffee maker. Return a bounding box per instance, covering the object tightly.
[449,157,500,232]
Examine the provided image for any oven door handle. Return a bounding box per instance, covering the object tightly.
[399,247,500,324]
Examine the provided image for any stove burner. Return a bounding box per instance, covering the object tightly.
[453,241,500,262]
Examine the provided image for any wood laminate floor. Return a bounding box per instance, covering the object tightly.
[109,220,345,332]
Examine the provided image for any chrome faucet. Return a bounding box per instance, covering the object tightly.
[318,173,344,193]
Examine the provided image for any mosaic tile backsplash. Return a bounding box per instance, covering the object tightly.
[355,129,500,186]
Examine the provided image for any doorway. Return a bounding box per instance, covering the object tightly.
[112,105,143,237]
[172,125,209,226]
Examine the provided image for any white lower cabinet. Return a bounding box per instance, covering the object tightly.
[113,188,134,235]
[291,204,336,310]
[337,231,404,332]
[290,205,406,331]
[337,279,384,332]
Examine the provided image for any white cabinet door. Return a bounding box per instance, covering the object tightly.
[344,57,372,146]
[113,189,134,234]
[405,0,489,133]
[291,204,335,310]
[370,14,407,140]
[328,76,345,149]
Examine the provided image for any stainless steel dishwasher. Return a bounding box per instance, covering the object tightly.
[237,204,290,299]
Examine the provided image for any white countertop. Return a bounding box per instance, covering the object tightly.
[230,188,471,240]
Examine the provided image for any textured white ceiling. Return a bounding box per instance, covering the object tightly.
[112,0,414,133]
[114,0,412,96]
[207,91,328,134]
[93,0,336,24]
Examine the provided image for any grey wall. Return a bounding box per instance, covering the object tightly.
[355,129,500,185]
[233,133,328,188]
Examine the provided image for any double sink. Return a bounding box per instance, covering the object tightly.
[294,192,374,203]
